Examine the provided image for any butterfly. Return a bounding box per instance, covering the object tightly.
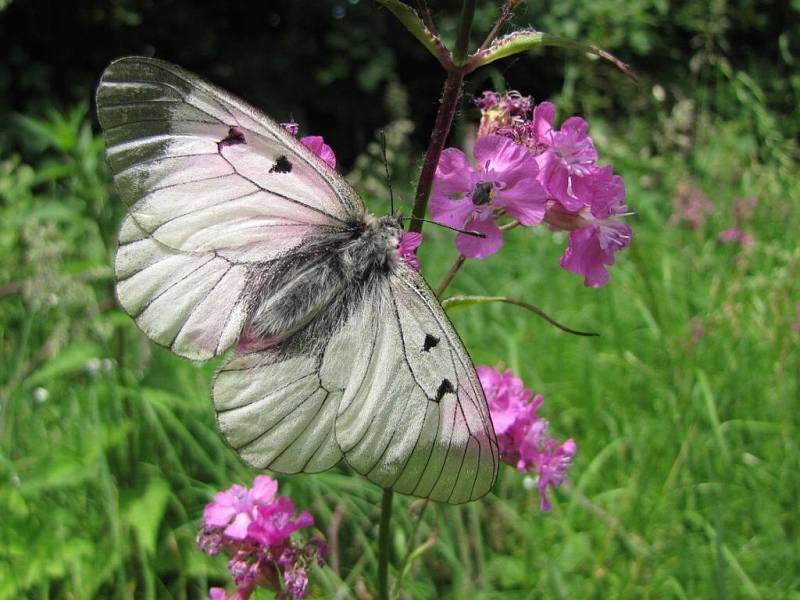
[96,57,498,503]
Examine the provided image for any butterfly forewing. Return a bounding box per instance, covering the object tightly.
[97,56,364,264]
[98,57,363,358]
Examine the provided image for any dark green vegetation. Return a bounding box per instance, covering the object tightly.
[1,1,799,598]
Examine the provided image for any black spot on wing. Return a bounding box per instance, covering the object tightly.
[422,334,439,352]
[269,155,293,174]
[217,126,246,150]
[434,378,455,403]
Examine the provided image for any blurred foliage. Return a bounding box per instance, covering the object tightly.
[1,0,799,598]
[1,0,798,164]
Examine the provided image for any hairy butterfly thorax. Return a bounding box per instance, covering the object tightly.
[239,213,404,353]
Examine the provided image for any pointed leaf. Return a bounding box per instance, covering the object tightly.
[467,29,637,81]
[376,0,453,69]
[441,295,599,336]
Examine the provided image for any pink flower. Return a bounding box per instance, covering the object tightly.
[280,121,336,169]
[670,180,714,229]
[248,496,314,547]
[300,136,336,169]
[718,227,754,248]
[545,166,632,287]
[538,117,598,211]
[203,475,278,539]
[198,476,322,600]
[478,365,575,512]
[559,220,632,287]
[397,232,423,272]
[431,135,547,259]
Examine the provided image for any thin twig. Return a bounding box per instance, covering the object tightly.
[414,0,438,35]
[477,0,521,53]
[442,295,600,337]
[499,219,521,231]
[435,254,467,297]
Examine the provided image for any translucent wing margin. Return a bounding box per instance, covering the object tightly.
[97,56,364,264]
[212,268,498,504]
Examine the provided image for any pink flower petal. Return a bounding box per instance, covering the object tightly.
[430,195,476,229]
[223,512,253,540]
[455,217,503,259]
[397,232,423,272]
[533,101,556,144]
[301,135,336,169]
[433,147,475,199]
[250,475,278,504]
[560,227,613,287]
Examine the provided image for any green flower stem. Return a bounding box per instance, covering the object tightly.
[453,0,477,64]
[377,488,394,600]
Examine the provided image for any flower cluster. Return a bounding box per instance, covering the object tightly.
[478,366,576,511]
[431,90,632,287]
[197,476,324,600]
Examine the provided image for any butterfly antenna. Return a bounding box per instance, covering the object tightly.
[399,216,486,238]
[380,130,395,214]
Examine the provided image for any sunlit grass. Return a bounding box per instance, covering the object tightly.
[0,105,798,598]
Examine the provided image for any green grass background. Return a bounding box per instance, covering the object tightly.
[1,66,799,600]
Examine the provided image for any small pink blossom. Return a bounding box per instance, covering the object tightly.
[545,166,632,287]
[397,232,423,272]
[203,475,278,539]
[478,366,576,511]
[280,121,336,169]
[198,476,322,600]
[559,220,632,287]
[718,227,754,248]
[300,136,336,169]
[431,135,547,259]
[248,496,314,547]
[538,117,598,211]
[670,180,715,229]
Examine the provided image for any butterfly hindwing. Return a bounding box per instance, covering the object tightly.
[212,267,498,504]
[214,351,343,474]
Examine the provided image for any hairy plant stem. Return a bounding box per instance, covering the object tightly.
[408,69,465,234]
[377,488,394,600]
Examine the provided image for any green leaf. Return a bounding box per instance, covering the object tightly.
[467,29,637,81]
[441,295,599,337]
[375,0,453,69]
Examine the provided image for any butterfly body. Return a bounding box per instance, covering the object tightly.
[242,213,404,353]
[98,57,498,503]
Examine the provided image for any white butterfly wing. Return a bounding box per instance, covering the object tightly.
[98,56,364,359]
[115,216,251,359]
[214,351,344,474]
[213,268,498,503]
